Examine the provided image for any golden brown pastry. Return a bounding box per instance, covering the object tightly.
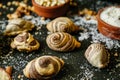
[47,17,79,33]
[23,55,64,79]
[46,32,81,52]
[11,32,40,52]
[4,18,34,36]
[0,68,11,80]
[85,43,110,68]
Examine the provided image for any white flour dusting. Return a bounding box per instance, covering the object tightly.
[73,15,120,50]
[100,6,120,27]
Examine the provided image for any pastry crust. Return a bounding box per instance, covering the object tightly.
[85,43,110,68]
[11,32,40,52]
[46,32,81,52]
[23,55,64,79]
[0,68,11,80]
[47,17,79,33]
[4,18,34,36]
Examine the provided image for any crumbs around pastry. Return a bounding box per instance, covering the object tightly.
[78,8,96,20]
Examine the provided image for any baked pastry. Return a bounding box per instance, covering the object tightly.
[47,17,79,33]
[0,68,11,80]
[23,55,64,79]
[4,18,34,36]
[46,32,81,52]
[85,43,110,68]
[11,32,40,52]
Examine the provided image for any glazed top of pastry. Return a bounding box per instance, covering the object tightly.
[34,0,67,7]
[100,6,120,27]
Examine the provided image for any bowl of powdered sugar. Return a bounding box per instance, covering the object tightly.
[97,6,120,40]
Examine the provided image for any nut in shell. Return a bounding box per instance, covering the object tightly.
[85,43,110,68]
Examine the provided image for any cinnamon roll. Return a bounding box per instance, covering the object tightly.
[85,43,110,68]
[46,32,81,52]
[47,17,79,33]
[4,18,34,36]
[11,32,40,52]
[23,55,64,79]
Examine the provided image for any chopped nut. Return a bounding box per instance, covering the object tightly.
[35,0,66,7]
[7,1,34,19]
[18,74,21,79]
[35,32,39,35]
[7,2,12,6]
[5,66,12,76]
[14,1,19,6]
[41,17,45,20]
[78,8,97,20]
[2,5,6,9]
[93,11,97,15]
[87,10,93,16]
[78,11,84,16]
[7,11,21,19]
[19,2,27,7]
[92,16,96,20]
[31,6,34,12]
[0,3,3,8]
[83,8,88,14]
[10,7,14,11]
[24,0,28,3]
[114,52,118,57]
[86,15,91,20]
[12,1,16,5]
[0,12,2,16]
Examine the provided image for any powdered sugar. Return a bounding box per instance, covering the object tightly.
[73,15,120,50]
[100,6,120,27]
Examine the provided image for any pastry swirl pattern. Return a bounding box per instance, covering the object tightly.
[11,32,40,52]
[47,17,79,33]
[4,18,34,36]
[23,55,64,79]
[85,43,110,68]
[46,32,81,52]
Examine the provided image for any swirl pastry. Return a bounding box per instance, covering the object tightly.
[85,43,110,68]
[46,32,81,52]
[11,32,40,52]
[47,17,79,33]
[0,68,11,80]
[4,18,34,36]
[23,55,64,79]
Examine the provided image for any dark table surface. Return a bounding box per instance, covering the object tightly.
[0,0,120,80]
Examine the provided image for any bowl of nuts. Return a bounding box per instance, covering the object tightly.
[97,6,120,40]
[32,0,70,18]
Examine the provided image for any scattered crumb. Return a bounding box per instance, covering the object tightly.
[78,8,96,20]
[36,26,41,30]
[35,32,39,35]
[41,17,45,21]
[2,5,6,9]
[116,63,120,68]
[114,52,118,57]
[7,2,12,6]
[0,3,3,8]
[18,74,22,79]
[10,7,14,11]
[0,12,2,16]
